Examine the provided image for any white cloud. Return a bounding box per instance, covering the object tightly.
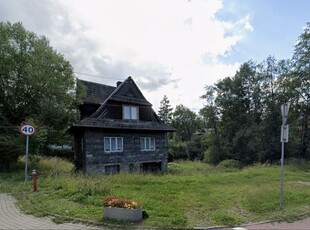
[244,21,254,31]
[0,0,253,112]
[240,14,254,31]
[60,0,252,111]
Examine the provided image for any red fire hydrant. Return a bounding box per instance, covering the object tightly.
[32,169,37,192]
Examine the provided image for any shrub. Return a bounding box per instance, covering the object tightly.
[186,135,207,161]
[217,159,241,169]
[39,157,73,174]
[285,157,306,164]
[203,148,221,164]
[43,148,74,161]
[285,157,310,171]
[168,140,188,161]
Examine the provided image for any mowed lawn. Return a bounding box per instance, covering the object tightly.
[0,158,309,228]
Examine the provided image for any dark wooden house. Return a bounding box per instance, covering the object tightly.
[70,76,175,174]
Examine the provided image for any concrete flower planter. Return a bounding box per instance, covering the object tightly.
[104,207,143,222]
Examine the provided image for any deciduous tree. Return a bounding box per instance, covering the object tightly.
[171,104,199,141]
[0,22,84,170]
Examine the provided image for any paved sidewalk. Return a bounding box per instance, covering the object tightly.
[242,217,310,230]
[0,193,103,230]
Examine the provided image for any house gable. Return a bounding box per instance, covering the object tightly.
[90,76,156,120]
[111,77,149,103]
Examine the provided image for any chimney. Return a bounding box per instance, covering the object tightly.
[117,81,122,87]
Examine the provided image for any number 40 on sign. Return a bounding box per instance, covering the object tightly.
[19,124,36,136]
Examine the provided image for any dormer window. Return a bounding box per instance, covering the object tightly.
[123,105,138,120]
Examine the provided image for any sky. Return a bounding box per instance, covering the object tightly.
[0,0,309,112]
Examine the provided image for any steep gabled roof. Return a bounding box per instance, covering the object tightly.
[91,76,152,118]
[72,118,175,132]
[78,80,115,104]
[71,77,175,132]
[111,76,149,103]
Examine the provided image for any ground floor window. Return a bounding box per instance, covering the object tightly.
[104,137,123,152]
[105,165,120,174]
[141,162,162,172]
[140,137,155,151]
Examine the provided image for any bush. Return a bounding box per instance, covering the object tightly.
[285,157,306,164]
[285,157,310,171]
[203,148,221,164]
[168,140,188,161]
[186,135,207,161]
[217,159,242,169]
[43,147,74,161]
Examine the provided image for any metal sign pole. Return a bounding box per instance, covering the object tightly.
[25,136,29,182]
[279,103,290,209]
[55,156,58,190]
[19,123,36,182]
[279,136,285,209]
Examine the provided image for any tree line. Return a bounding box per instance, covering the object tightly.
[159,23,310,164]
[1,21,309,171]
[0,22,84,171]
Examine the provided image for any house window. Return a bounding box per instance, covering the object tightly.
[105,165,120,175]
[104,137,123,152]
[123,105,138,120]
[140,137,155,151]
[141,162,162,172]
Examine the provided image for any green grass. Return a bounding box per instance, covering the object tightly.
[0,158,309,229]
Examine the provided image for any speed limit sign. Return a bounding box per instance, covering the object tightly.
[19,124,36,136]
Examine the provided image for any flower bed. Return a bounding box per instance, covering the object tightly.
[102,196,141,209]
[102,196,142,222]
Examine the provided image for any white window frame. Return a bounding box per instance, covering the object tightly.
[123,105,139,120]
[104,137,123,153]
[140,137,155,151]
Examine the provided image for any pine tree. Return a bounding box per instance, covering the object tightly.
[158,95,173,124]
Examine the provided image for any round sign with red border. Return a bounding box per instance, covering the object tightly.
[19,124,36,136]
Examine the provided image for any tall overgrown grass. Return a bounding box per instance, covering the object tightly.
[0,157,309,228]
